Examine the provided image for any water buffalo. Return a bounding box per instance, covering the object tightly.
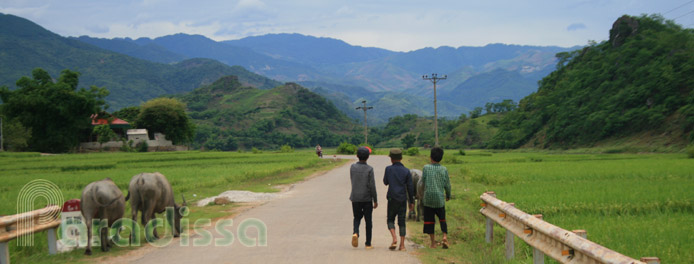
[408,169,425,221]
[80,178,126,255]
[125,172,185,242]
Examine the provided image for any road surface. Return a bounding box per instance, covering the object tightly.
[103,155,421,264]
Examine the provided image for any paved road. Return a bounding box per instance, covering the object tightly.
[105,155,421,264]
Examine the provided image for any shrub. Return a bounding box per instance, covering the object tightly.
[120,139,134,152]
[445,156,464,164]
[405,147,419,156]
[136,141,148,152]
[458,149,466,156]
[337,142,357,154]
[252,147,262,154]
[687,145,694,159]
[280,144,294,153]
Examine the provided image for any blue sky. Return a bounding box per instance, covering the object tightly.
[1,0,693,51]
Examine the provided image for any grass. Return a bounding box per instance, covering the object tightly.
[403,149,694,264]
[0,149,347,263]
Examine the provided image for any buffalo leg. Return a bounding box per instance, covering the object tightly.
[85,216,92,255]
[131,202,139,245]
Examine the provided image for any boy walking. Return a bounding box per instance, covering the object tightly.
[383,148,415,251]
[422,147,451,249]
[350,147,378,249]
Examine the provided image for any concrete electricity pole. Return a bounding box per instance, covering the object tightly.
[422,73,447,147]
[355,100,373,145]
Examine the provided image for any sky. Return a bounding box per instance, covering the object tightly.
[1,0,693,52]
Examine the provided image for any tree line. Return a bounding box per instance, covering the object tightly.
[0,68,195,152]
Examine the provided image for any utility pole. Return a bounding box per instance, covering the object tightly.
[355,100,373,145]
[422,73,447,147]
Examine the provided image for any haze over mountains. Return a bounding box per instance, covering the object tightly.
[1,12,580,123]
[0,13,281,110]
[75,32,578,123]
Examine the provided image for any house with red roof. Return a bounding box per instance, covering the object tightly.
[80,113,182,151]
[87,113,132,142]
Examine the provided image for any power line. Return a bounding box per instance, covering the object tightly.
[673,9,694,20]
[664,0,694,14]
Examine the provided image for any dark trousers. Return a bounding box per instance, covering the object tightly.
[423,206,447,234]
[387,199,407,237]
[352,202,373,246]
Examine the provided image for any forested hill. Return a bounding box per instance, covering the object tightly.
[178,76,358,150]
[0,13,280,109]
[489,15,694,149]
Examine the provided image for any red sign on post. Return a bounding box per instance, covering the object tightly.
[62,199,81,212]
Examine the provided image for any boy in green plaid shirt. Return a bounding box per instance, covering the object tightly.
[421,147,451,249]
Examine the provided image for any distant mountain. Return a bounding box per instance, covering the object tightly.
[0,13,280,109]
[134,34,325,82]
[69,22,579,122]
[74,36,185,63]
[178,76,357,149]
[443,69,538,108]
[299,81,469,124]
[223,33,395,65]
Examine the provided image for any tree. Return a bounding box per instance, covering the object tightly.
[485,102,494,114]
[0,69,108,152]
[470,107,483,118]
[458,113,468,123]
[401,134,416,149]
[136,98,195,145]
[0,117,31,151]
[93,124,117,148]
[112,106,140,123]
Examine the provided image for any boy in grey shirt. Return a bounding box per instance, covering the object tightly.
[349,146,378,249]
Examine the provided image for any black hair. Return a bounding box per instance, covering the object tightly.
[430,147,444,162]
[357,147,370,161]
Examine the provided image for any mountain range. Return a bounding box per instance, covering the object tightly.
[0,13,280,110]
[1,12,579,124]
[73,29,579,123]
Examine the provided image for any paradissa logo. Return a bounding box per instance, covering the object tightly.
[59,206,268,248]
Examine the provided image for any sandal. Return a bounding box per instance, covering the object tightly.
[442,239,449,249]
[389,241,397,250]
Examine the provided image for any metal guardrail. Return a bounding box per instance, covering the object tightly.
[0,205,61,264]
[480,192,660,264]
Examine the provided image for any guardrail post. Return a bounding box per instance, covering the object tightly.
[484,192,496,243]
[532,214,544,264]
[0,242,8,264]
[640,257,660,264]
[505,203,515,260]
[572,230,587,239]
[46,227,57,255]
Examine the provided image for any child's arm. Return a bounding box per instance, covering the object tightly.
[369,168,378,204]
[406,171,414,205]
[444,169,451,201]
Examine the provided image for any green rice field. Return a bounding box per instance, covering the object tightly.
[0,149,344,263]
[405,150,694,264]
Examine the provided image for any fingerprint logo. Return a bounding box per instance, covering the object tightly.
[16,179,63,246]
